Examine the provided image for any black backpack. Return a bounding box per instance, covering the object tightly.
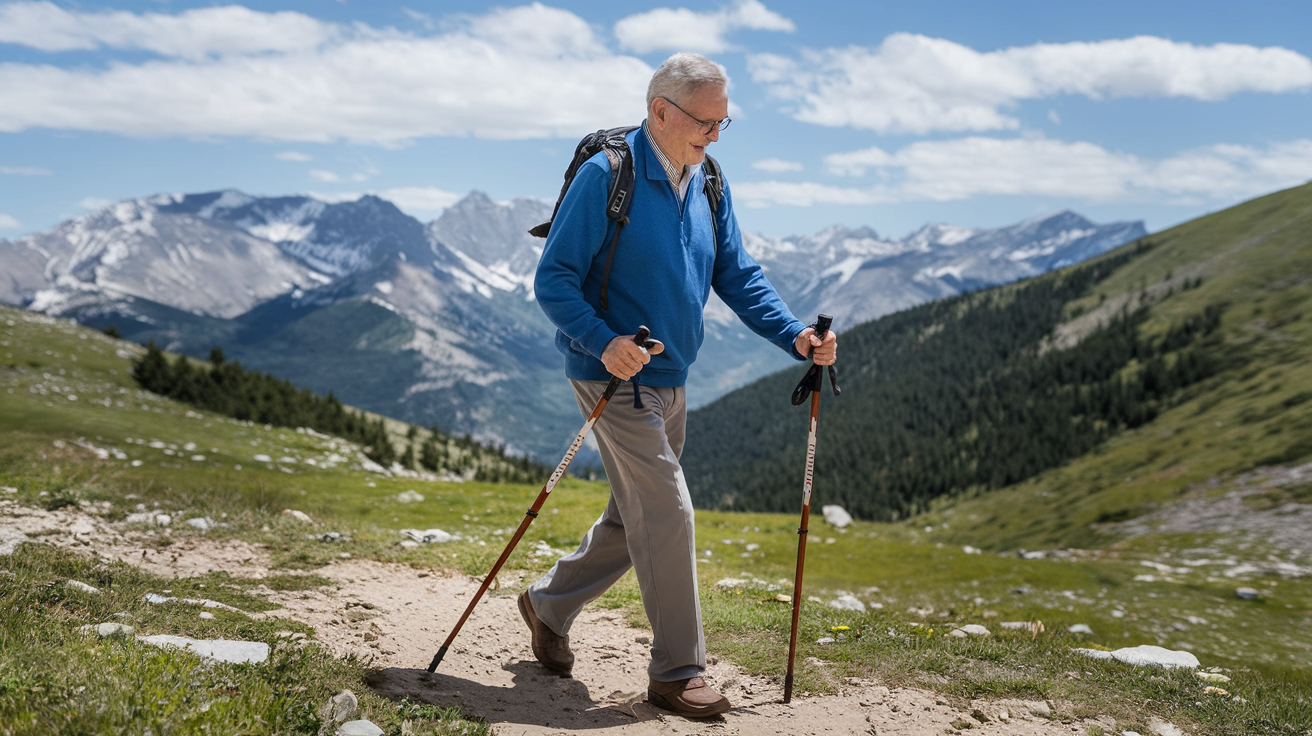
[530,126,725,310]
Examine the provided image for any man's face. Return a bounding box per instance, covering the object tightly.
[651,84,728,170]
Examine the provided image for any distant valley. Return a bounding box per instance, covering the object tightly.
[0,189,1144,461]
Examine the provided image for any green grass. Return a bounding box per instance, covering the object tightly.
[3,305,1311,734]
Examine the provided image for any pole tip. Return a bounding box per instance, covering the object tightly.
[426,645,448,673]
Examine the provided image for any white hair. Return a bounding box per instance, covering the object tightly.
[646,53,728,109]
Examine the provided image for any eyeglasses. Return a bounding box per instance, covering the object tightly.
[660,97,731,135]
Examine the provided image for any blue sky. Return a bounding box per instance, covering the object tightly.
[1,0,1310,239]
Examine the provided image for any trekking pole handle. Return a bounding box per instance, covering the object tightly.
[813,314,833,343]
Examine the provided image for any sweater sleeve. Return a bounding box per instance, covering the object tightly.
[709,179,809,360]
[534,161,621,360]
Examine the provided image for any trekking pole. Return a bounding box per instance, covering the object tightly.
[783,314,840,703]
[427,327,660,673]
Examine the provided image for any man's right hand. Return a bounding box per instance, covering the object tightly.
[602,334,663,380]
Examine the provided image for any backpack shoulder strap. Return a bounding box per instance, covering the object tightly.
[702,154,725,254]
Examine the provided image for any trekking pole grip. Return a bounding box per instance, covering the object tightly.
[813,313,833,342]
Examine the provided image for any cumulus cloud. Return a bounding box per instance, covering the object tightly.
[749,34,1312,134]
[615,0,794,54]
[0,214,21,229]
[733,137,1312,207]
[309,169,342,183]
[78,197,114,210]
[0,2,333,59]
[751,157,803,173]
[275,151,312,162]
[0,165,52,175]
[0,4,652,143]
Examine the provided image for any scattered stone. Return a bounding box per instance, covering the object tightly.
[282,509,314,524]
[970,708,990,723]
[336,720,384,736]
[959,624,991,637]
[125,512,153,524]
[1196,671,1231,684]
[821,505,852,528]
[962,545,982,554]
[186,517,215,531]
[828,594,866,613]
[400,528,452,544]
[96,622,135,638]
[254,454,272,463]
[807,595,822,603]
[715,578,749,589]
[398,540,420,549]
[1148,717,1184,736]
[199,612,216,620]
[1068,623,1094,635]
[112,612,133,620]
[395,490,425,504]
[1023,700,1051,717]
[142,593,246,614]
[155,514,172,526]
[0,486,16,493]
[0,528,31,556]
[318,689,359,724]
[321,532,342,542]
[1204,686,1229,696]
[65,580,102,595]
[947,629,969,638]
[999,621,1030,630]
[815,637,835,645]
[138,635,269,664]
[1235,586,1260,600]
[774,593,792,603]
[1075,645,1199,669]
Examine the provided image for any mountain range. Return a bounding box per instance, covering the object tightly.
[0,189,1144,461]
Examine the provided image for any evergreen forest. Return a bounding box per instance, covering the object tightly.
[683,240,1232,520]
[131,343,548,483]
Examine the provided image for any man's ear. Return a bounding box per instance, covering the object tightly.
[651,98,668,130]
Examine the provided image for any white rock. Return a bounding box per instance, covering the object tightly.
[1068,623,1094,634]
[962,545,981,554]
[1235,587,1260,600]
[947,629,969,638]
[96,622,134,638]
[398,540,419,549]
[821,505,852,528]
[253,454,272,463]
[400,528,451,544]
[814,637,835,645]
[66,580,101,595]
[1196,671,1231,683]
[999,621,1030,630]
[959,624,991,637]
[282,509,314,524]
[395,490,425,504]
[138,635,269,665]
[828,595,866,612]
[337,721,384,736]
[125,512,153,524]
[1149,718,1184,736]
[715,578,749,589]
[0,528,30,556]
[199,612,216,620]
[318,689,359,724]
[186,517,215,531]
[142,593,245,614]
[1076,645,1198,669]
[155,514,172,526]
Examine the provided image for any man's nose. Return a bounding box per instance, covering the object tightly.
[707,126,720,143]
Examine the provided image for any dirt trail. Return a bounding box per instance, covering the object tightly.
[3,502,1116,735]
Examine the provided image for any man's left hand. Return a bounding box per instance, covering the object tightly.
[795,327,837,365]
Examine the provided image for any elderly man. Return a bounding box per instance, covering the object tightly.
[523,52,837,718]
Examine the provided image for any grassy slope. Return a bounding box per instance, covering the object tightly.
[2,296,1309,733]
[928,183,1312,551]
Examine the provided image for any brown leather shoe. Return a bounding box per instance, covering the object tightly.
[647,676,731,718]
[518,592,573,675]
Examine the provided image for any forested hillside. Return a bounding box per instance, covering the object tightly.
[684,182,1312,523]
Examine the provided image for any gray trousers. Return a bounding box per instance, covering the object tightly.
[527,379,705,682]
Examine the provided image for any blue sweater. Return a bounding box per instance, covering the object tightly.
[535,125,807,387]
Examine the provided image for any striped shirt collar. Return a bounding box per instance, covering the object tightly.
[643,121,698,201]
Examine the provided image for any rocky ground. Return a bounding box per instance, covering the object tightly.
[1,498,1168,736]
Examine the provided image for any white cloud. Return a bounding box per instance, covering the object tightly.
[0,4,652,143]
[275,151,312,162]
[751,157,803,173]
[309,169,342,183]
[0,165,53,175]
[375,186,462,213]
[78,197,114,210]
[0,214,21,229]
[733,136,1312,207]
[615,0,794,54]
[0,2,334,60]
[750,34,1312,134]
